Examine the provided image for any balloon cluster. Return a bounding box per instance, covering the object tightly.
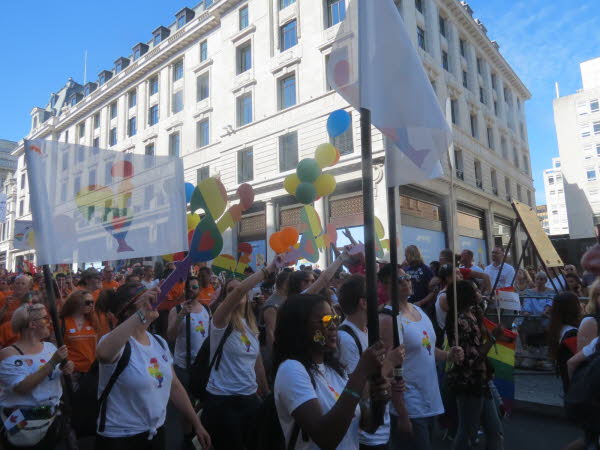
[283,109,351,204]
[269,227,300,254]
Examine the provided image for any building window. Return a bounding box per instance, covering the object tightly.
[279,74,297,110]
[491,169,498,195]
[239,5,249,30]
[331,112,354,154]
[93,113,100,130]
[197,120,210,148]
[588,169,597,181]
[19,200,24,217]
[505,177,511,200]
[177,14,187,29]
[65,130,69,143]
[594,121,600,135]
[280,0,295,8]
[591,99,599,113]
[237,43,252,74]
[78,123,85,139]
[476,57,482,75]
[450,99,458,125]
[200,41,208,62]
[128,90,137,108]
[417,26,426,50]
[237,93,253,127]
[173,60,184,81]
[197,73,210,101]
[169,132,180,157]
[494,101,499,116]
[89,169,96,187]
[513,148,520,168]
[474,160,483,189]
[280,20,298,51]
[479,87,486,104]
[442,51,449,71]
[470,114,477,138]
[462,70,468,89]
[148,105,159,126]
[128,117,137,137]
[20,174,25,190]
[133,48,142,61]
[197,167,210,184]
[581,123,591,138]
[454,149,464,179]
[548,176,554,185]
[238,147,254,183]
[527,190,532,206]
[487,127,494,149]
[491,73,497,90]
[109,102,117,119]
[145,143,154,168]
[327,0,346,27]
[109,128,117,146]
[415,0,423,14]
[523,155,529,174]
[172,90,184,114]
[517,184,522,202]
[93,137,100,148]
[439,15,446,37]
[279,132,298,172]
[459,38,466,57]
[149,76,159,95]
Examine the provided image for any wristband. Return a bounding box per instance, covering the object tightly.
[343,387,361,400]
[136,310,147,324]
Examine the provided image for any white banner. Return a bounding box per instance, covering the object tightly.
[24,139,188,265]
[13,220,34,251]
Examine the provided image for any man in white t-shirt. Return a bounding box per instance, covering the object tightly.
[484,246,515,289]
[141,265,159,289]
[459,249,484,273]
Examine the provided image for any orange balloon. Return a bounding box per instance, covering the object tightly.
[333,148,341,165]
[269,233,288,254]
[281,227,299,247]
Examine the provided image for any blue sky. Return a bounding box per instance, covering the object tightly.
[1,0,598,205]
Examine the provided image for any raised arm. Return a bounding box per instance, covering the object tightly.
[305,249,349,295]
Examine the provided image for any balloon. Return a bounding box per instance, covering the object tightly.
[296,159,321,183]
[284,174,301,195]
[295,182,317,204]
[281,227,299,247]
[327,109,351,138]
[269,233,288,254]
[333,147,341,165]
[315,143,337,168]
[187,214,200,231]
[185,182,195,203]
[314,173,336,197]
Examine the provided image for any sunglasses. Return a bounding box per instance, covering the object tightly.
[320,314,341,329]
[32,316,50,324]
[84,300,94,306]
[189,285,200,289]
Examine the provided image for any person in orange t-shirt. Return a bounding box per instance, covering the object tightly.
[0,275,32,325]
[78,268,103,302]
[102,266,120,291]
[60,290,98,375]
[197,267,215,307]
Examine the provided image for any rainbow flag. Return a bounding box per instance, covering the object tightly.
[484,318,517,414]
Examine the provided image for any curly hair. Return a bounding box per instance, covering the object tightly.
[273,294,345,384]
[59,289,99,330]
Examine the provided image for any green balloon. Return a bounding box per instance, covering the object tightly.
[296,158,321,183]
[295,182,317,204]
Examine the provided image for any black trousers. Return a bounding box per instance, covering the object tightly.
[201,392,262,450]
[94,426,165,450]
[360,444,390,450]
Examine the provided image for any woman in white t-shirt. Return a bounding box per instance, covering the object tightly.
[95,283,211,450]
[577,278,600,351]
[273,293,389,450]
[0,303,75,449]
[200,259,275,449]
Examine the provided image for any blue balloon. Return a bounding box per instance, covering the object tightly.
[185,182,195,203]
[327,109,351,138]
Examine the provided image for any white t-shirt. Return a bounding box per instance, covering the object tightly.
[435,289,447,331]
[337,320,390,446]
[275,359,360,450]
[97,332,173,437]
[395,305,443,418]
[173,307,211,369]
[583,337,599,358]
[141,278,159,289]
[207,319,259,396]
[0,342,62,408]
[484,263,515,289]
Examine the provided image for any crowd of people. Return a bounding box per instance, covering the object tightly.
[0,241,597,449]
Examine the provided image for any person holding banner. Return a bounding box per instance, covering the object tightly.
[95,284,211,450]
[0,303,75,449]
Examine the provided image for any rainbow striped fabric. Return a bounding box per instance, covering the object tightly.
[484,318,517,414]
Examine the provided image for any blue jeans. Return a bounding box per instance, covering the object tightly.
[453,393,504,450]
[390,415,435,450]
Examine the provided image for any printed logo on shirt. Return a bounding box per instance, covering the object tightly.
[240,333,251,352]
[14,360,22,367]
[422,331,432,355]
[195,320,206,337]
[148,358,165,388]
[328,385,340,400]
[69,329,76,334]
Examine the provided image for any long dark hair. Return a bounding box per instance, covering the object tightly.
[287,271,312,297]
[548,292,582,359]
[445,280,479,345]
[273,294,345,382]
[95,283,144,324]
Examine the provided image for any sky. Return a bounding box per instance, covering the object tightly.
[1,0,599,205]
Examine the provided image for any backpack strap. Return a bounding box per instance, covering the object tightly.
[185,313,192,370]
[98,341,132,432]
[210,324,233,372]
[379,308,394,317]
[339,324,363,355]
[10,345,23,355]
[149,333,167,350]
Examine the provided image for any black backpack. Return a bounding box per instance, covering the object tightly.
[70,334,166,437]
[339,324,363,355]
[190,324,233,400]
[564,340,600,433]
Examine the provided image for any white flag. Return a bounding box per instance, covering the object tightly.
[327,0,451,187]
[13,220,34,251]
[24,139,188,265]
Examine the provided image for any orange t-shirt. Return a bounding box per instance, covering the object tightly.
[198,286,215,307]
[62,316,97,373]
[102,280,120,291]
[0,296,23,325]
[157,281,185,312]
[0,321,18,347]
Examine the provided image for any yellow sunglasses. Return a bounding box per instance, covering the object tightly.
[321,314,341,329]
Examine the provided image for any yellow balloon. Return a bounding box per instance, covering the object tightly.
[315,143,337,168]
[284,174,301,195]
[314,173,337,197]
[187,214,200,231]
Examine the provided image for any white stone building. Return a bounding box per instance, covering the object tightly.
[554,57,600,239]
[11,0,534,271]
[542,157,569,236]
[0,140,19,269]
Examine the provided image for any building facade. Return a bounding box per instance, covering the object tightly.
[554,57,600,239]
[0,140,19,269]
[542,157,569,236]
[12,0,534,270]
[536,204,549,234]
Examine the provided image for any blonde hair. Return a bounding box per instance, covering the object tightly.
[11,304,46,334]
[586,278,600,315]
[405,245,424,266]
[231,295,258,336]
[516,268,533,284]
